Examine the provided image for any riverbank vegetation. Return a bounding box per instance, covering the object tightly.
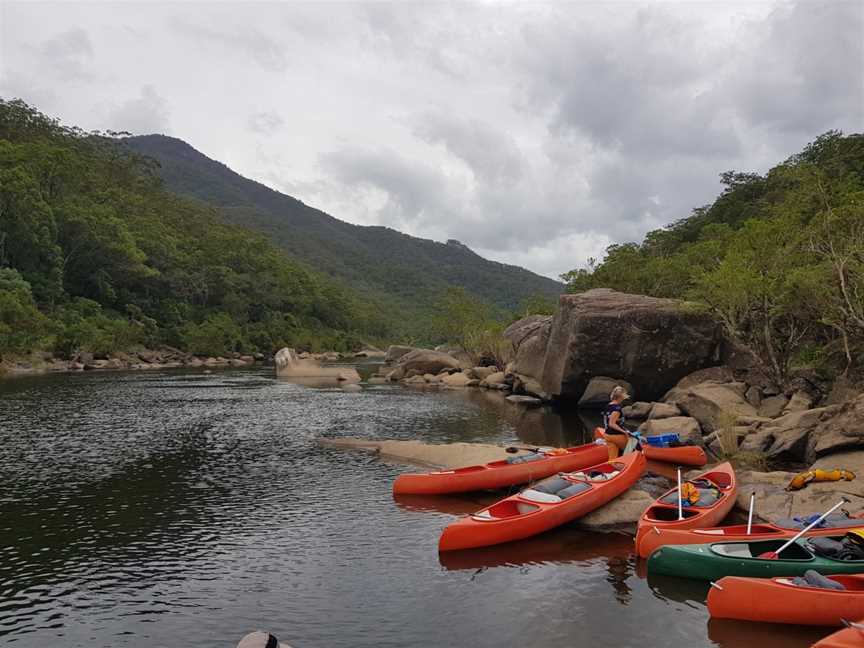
[562,132,864,388]
[0,99,383,359]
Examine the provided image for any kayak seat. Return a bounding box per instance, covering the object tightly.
[507,452,545,465]
[520,489,562,504]
[558,482,591,499]
[532,476,572,495]
[776,514,862,530]
[808,537,846,558]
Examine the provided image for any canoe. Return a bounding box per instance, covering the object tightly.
[593,428,706,466]
[438,451,646,551]
[813,622,864,647]
[648,536,864,580]
[637,515,864,560]
[392,442,608,495]
[708,574,864,625]
[635,461,737,558]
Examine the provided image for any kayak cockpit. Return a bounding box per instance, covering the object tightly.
[693,524,782,536]
[644,506,701,522]
[473,499,538,520]
[699,471,733,489]
[711,540,813,560]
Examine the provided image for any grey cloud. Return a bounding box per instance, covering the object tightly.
[107,85,169,134]
[39,28,94,80]
[248,111,285,134]
[172,19,288,72]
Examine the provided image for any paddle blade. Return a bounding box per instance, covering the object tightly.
[758,551,779,559]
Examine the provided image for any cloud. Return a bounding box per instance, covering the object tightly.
[172,19,288,72]
[38,28,94,81]
[106,85,170,135]
[248,111,285,135]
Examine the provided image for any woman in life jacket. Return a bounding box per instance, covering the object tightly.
[603,385,632,460]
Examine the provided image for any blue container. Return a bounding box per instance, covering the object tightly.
[646,433,679,447]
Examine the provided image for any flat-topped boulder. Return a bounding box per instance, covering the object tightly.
[274,347,360,381]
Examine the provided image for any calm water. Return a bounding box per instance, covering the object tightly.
[0,366,830,648]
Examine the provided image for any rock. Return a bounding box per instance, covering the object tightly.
[665,382,757,433]
[354,349,386,359]
[763,407,834,463]
[485,371,506,385]
[758,394,789,418]
[826,377,862,406]
[367,376,388,384]
[745,385,762,408]
[471,366,496,381]
[813,393,864,457]
[623,401,654,419]
[69,362,84,371]
[318,437,528,468]
[512,373,550,400]
[384,345,415,364]
[738,427,775,453]
[675,366,735,390]
[648,402,681,420]
[638,416,703,446]
[423,373,439,383]
[404,375,427,385]
[394,349,461,376]
[441,372,471,387]
[465,379,480,387]
[506,395,542,407]
[577,376,634,410]
[275,347,359,381]
[503,315,553,380]
[735,468,864,523]
[578,489,655,528]
[782,390,814,415]
[237,630,293,648]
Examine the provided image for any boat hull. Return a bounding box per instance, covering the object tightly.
[635,462,738,558]
[393,443,607,495]
[439,452,646,551]
[593,428,706,466]
[708,575,864,626]
[648,538,864,580]
[813,623,864,648]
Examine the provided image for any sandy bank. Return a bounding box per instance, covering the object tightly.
[318,437,524,469]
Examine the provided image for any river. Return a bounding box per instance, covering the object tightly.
[0,365,830,647]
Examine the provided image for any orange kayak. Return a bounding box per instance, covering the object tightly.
[438,451,646,551]
[635,461,737,557]
[814,622,864,647]
[392,442,607,495]
[637,516,864,560]
[593,428,707,466]
[709,575,864,626]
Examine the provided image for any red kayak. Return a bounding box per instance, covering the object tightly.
[636,515,864,560]
[438,451,646,551]
[814,622,864,647]
[635,462,737,558]
[594,428,707,466]
[709,574,864,626]
[392,443,607,495]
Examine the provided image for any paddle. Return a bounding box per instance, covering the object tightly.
[677,467,684,521]
[758,497,850,559]
[747,491,756,535]
[504,445,553,454]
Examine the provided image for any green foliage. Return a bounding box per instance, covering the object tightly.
[562,131,864,385]
[432,287,512,367]
[0,99,381,358]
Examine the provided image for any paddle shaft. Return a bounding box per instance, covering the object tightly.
[677,467,683,521]
[747,492,755,535]
[772,498,849,556]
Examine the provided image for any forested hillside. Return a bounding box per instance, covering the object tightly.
[563,132,864,386]
[123,135,563,328]
[0,100,387,358]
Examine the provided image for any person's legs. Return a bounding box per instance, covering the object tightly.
[606,433,627,460]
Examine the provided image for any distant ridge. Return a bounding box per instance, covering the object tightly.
[124,135,563,333]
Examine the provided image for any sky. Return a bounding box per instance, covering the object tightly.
[1,1,862,279]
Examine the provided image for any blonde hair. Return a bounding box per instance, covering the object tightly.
[610,385,630,402]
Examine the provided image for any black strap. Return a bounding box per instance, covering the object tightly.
[265,635,279,648]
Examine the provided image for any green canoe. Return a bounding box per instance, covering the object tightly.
[647,536,864,580]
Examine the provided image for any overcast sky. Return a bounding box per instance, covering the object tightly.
[1,1,862,279]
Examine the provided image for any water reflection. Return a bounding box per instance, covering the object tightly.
[707,619,829,648]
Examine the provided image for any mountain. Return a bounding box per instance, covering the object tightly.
[123,135,563,335]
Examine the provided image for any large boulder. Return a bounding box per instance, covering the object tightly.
[675,366,735,390]
[538,289,722,402]
[664,382,757,433]
[577,376,634,409]
[759,406,839,463]
[813,393,864,457]
[384,345,415,364]
[623,401,654,419]
[394,349,461,376]
[758,394,789,419]
[638,416,703,446]
[648,402,682,420]
[504,315,553,380]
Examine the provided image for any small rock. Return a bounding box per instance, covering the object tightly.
[505,395,542,407]
[782,390,814,415]
[638,416,703,446]
[648,402,681,420]
[745,385,762,408]
[758,394,789,418]
[623,401,654,419]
